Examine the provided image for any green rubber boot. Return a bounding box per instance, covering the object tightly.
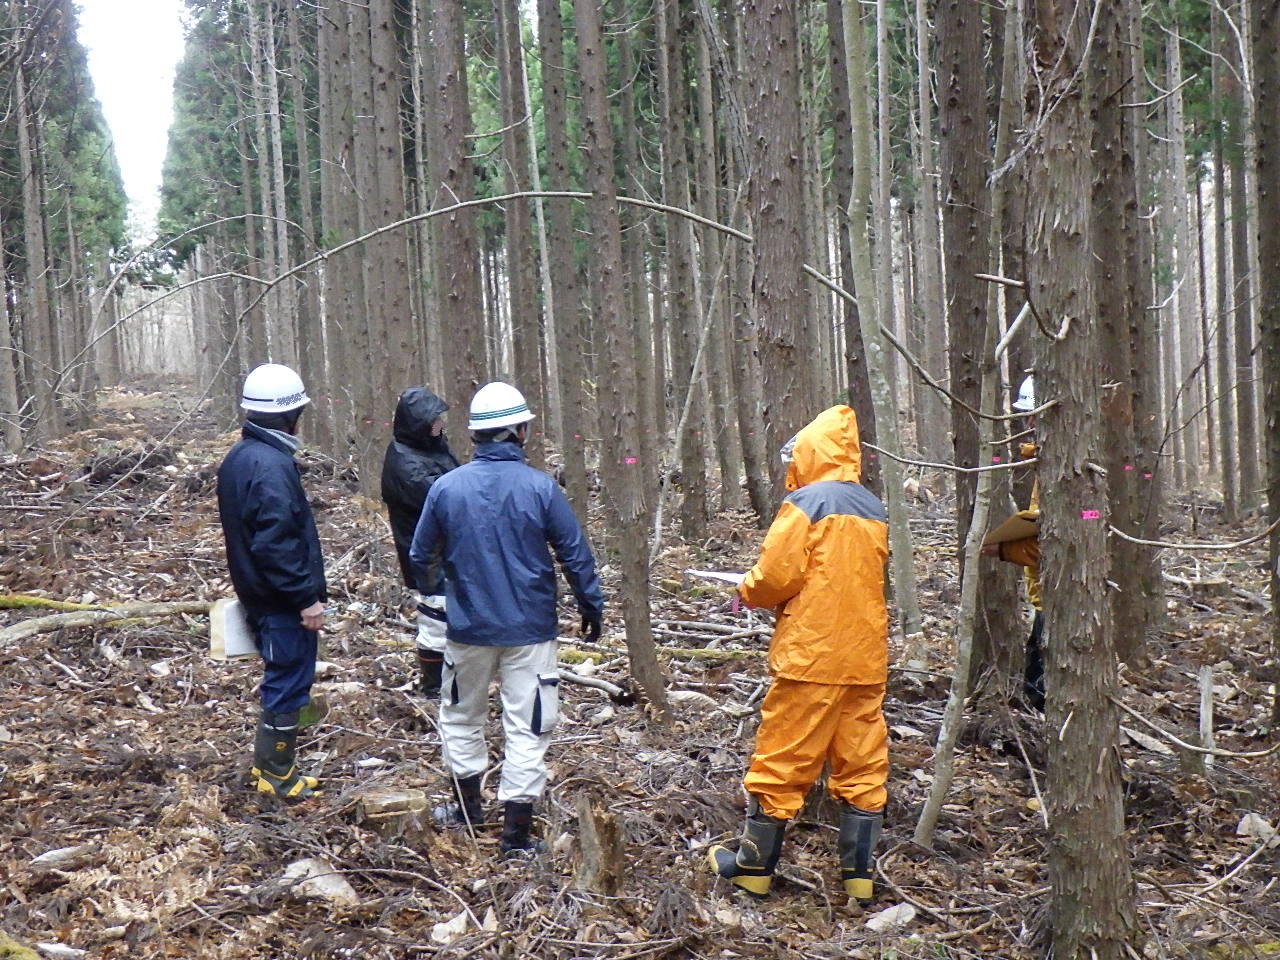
[250,711,320,800]
[838,803,883,902]
[707,799,786,897]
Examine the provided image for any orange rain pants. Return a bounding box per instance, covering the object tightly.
[743,677,888,820]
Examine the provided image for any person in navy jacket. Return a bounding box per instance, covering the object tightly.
[217,363,327,800]
[410,381,602,855]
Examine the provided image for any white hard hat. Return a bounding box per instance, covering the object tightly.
[241,363,310,413]
[468,381,535,431]
[1012,375,1036,412]
[779,433,799,464]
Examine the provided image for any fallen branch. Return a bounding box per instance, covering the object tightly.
[0,594,101,611]
[0,601,212,646]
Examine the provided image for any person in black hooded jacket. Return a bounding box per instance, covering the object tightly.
[381,387,459,695]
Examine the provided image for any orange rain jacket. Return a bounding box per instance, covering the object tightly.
[738,405,889,686]
[994,442,1041,609]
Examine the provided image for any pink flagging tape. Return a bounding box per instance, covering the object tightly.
[1081,509,1101,520]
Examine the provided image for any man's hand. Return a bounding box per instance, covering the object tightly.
[580,613,602,643]
[980,543,1000,559]
[301,601,326,632]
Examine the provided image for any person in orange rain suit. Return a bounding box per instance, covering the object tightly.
[708,405,889,901]
[981,375,1043,710]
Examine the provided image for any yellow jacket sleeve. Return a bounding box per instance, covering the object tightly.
[739,501,812,610]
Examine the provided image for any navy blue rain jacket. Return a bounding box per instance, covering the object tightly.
[380,388,458,593]
[409,441,603,646]
[217,421,328,619]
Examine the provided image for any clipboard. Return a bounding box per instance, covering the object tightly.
[210,597,259,660]
[982,509,1040,546]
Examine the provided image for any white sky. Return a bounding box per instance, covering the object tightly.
[76,0,186,240]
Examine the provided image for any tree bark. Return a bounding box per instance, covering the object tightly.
[1025,2,1139,955]
[574,0,668,716]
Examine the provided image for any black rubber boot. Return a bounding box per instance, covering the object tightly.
[433,774,484,827]
[707,799,787,897]
[838,803,883,902]
[250,711,320,800]
[417,650,444,698]
[499,800,543,857]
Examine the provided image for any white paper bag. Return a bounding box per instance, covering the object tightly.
[210,598,258,660]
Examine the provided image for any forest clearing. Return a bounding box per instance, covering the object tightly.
[0,381,1276,960]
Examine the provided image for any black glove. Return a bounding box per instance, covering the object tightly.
[580,613,602,643]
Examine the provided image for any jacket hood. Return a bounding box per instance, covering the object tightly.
[784,405,863,490]
[393,388,450,447]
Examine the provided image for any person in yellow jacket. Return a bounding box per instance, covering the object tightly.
[981,375,1043,709]
[708,405,889,901]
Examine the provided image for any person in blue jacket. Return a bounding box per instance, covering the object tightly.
[380,387,458,696]
[217,363,327,800]
[410,381,603,855]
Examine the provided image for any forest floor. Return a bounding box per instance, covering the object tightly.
[1,378,1278,960]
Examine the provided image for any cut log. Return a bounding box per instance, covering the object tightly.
[0,601,211,647]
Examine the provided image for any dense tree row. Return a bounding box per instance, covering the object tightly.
[3,1,1279,956]
[0,0,128,447]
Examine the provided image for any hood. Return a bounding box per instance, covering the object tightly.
[392,387,450,447]
[784,405,863,491]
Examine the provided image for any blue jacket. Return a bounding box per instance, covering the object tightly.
[217,422,327,619]
[410,441,603,646]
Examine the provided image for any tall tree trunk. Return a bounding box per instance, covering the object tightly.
[16,62,61,440]
[1250,0,1280,723]
[842,0,921,636]
[658,0,706,538]
[1092,0,1147,664]
[695,24,743,511]
[540,0,589,523]
[432,0,487,413]
[496,0,543,471]
[824,0,881,497]
[1212,9,1237,518]
[911,0,950,470]
[936,0,990,570]
[0,213,21,451]
[574,0,668,716]
[1226,27,1260,511]
[286,0,330,450]
[1025,3,1138,955]
[744,0,812,488]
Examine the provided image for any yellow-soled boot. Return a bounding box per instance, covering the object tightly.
[707,801,786,897]
[838,803,883,902]
[251,711,320,800]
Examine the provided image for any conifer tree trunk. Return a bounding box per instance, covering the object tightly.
[823,0,881,497]
[432,0,487,412]
[539,0,590,522]
[1211,10,1237,516]
[1025,3,1138,955]
[1092,0,1148,664]
[910,0,950,469]
[743,0,812,486]
[496,0,543,469]
[1251,0,1280,723]
[0,213,21,451]
[694,25,743,511]
[574,0,667,716]
[16,62,61,440]
[1226,28,1260,511]
[936,0,990,565]
[842,0,920,636]
[658,0,706,538]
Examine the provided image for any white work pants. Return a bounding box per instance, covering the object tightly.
[415,594,447,653]
[440,639,560,803]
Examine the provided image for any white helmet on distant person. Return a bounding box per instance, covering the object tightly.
[241,363,310,413]
[1012,375,1036,413]
[468,381,535,431]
